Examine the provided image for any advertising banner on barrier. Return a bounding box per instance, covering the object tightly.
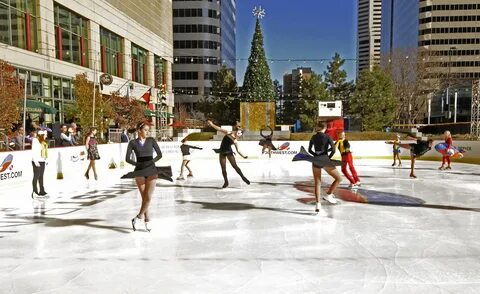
[1,140,479,192]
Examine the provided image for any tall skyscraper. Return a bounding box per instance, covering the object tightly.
[380,0,480,123]
[357,0,383,74]
[172,0,236,110]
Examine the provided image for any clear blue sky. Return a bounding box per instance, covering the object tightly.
[235,0,357,86]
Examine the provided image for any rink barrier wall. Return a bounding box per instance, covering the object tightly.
[1,140,479,190]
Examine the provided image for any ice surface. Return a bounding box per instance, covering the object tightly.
[1,157,479,293]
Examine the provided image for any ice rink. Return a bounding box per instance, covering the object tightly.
[1,156,479,293]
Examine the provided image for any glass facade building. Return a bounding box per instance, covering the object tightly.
[172,0,236,108]
[380,0,418,56]
[0,0,37,51]
[0,0,173,127]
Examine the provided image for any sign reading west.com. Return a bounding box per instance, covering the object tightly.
[0,154,23,181]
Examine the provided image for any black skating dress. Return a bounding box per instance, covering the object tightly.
[293,132,342,168]
[121,137,172,181]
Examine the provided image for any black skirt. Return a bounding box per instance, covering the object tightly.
[292,146,342,168]
[121,161,173,181]
[213,148,234,155]
[410,143,430,158]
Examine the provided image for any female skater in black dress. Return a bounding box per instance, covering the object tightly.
[122,122,172,231]
[396,137,433,178]
[207,120,250,188]
[293,121,342,213]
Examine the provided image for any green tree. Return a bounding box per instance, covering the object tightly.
[0,60,23,131]
[72,73,111,134]
[324,53,354,114]
[350,66,397,131]
[298,73,329,130]
[196,66,239,124]
[241,18,275,101]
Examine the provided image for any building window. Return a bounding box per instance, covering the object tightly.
[0,0,38,51]
[131,43,148,84]
[173,72,199,80]
[173,8,203,18]
[154,55,167,88]
[54,4,89,67]
[100,27,123,77]
[173,87,199,95]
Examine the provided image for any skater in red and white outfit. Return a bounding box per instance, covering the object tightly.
[335,131,361,189]
[439,130,453,170]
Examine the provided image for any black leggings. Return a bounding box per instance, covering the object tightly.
[32,161,46,194]
[219,154,247,184]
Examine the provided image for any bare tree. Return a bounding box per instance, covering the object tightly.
[382,48,444,125]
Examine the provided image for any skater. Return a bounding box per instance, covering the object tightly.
[84,127,100,180]
[177,137,202,180]
[439,130,453,170]
[259,126,276,158]
[386,134,402,167]
[31,129,49,199]
[293,121,342,213]
[122,122,173,232]
[392,136,433,179]
[207,120,250,188]
[335,131,360,188]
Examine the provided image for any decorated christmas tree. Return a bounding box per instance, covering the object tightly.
[241,7,275,101]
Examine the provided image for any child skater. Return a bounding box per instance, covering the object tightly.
[439,130,453,170]
[386,134,402,167]
[177,137,202,180]
[335,131,361,188]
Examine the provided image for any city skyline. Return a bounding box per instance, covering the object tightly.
[235,0,357,85]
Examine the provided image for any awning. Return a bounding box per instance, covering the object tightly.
[20,100,58,114]
[144,109,156,117]
[159,112,174,118]
[143,110,174,118]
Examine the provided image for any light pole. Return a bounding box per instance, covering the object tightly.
[445,46,457,120]
[22,72,28,150]
[454,91,458,123]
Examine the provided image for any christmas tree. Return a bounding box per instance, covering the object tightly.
[241,9,275,102]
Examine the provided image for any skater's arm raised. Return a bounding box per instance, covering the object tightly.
[151,138,163,162]
[125,141,136,165]
[233,142,248,159]
[207,120,229,134]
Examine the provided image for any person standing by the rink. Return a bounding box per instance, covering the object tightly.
[31,129,49,199]
[308,121,342,212]
[207,120,250,188]
[84,127,100,180]
[120,129,129,143]
[122,122,172,232]
[176,137,202,180]
[335,131,360,188]
[439,130,453,170]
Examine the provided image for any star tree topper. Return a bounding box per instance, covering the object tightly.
[252,6,266,19]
